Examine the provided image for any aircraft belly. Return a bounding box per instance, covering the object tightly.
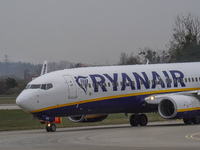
[31,95,145,117]
[175,110,200,119]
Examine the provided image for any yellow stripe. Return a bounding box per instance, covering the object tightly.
[178,107,200,112]
[28,87,200,114]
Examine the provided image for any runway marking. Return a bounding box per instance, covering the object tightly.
[186,133,200,140]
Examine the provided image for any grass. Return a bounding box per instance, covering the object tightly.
[0,95,164,131]
[0,109,163,131]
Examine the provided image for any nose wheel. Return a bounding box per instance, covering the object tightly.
[46,123,56,132]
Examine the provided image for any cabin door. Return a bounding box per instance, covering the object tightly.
[63,75,77,99]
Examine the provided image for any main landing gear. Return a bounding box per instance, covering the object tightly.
[183,114,200,125]
[46,123,56,132]
[129,114,148,127]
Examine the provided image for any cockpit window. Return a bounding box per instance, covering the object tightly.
[30,84,41,89]
[25,85,31,89]
[41,84,46,90]
[25,83,53,90]
[47,83,53,90]
[40,83,53,90]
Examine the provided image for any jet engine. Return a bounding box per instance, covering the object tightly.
[158,95,200,119]
[68,114,108,123]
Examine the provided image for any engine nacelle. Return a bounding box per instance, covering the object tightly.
[158,95,200,119]
[68,114,108,123]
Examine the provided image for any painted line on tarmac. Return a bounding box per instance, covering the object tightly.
[186,133,200,140]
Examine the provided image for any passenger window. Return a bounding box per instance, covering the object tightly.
[155,80,158,84]
[192,78,194,82]
[96,83,99,87]
[185,78,187,82]
[188,78,191,82]
[116,82,119,86]
[174,79,177,83]
[88,83,91,88]
[104,83,107,87]
[181,78,183,83]
[196,78,198,82]
[152,80,154,84]
[112,82,115,86]
[100,83,103,87]
[158,80,161,84]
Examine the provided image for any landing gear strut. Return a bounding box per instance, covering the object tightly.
[130,114,148,127]
[46,123,56,132]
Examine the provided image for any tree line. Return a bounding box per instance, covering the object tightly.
[0,61,88,95]
[119,13,200,65]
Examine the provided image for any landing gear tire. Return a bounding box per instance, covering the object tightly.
[183,119,192,125]
[138,114,148,126]
[192,115,200,124]
[130,114,148,127]
[130,114,139,126]
[46,123,56,132]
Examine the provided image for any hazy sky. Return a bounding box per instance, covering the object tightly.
[1,0,200,65]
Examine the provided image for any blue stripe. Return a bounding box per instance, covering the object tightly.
[32,95,147,117]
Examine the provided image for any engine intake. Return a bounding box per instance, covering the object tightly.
[158,99,177,119]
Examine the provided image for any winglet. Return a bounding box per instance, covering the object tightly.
[40,60,48,76]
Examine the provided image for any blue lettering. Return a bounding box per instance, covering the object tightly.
[151,71,165,89]
[84,70,186,93]
[133,72,149,90]
[170,70,186,87]
[121,73,135,91]
[89,74,107,92]
[103,73,118,91]
[163,71,171,88]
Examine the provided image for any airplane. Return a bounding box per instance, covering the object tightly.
[16,62,200,132]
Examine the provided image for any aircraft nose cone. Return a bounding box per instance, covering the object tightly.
[16,90,34,111]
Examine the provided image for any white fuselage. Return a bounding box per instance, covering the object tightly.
[16,62,200,117]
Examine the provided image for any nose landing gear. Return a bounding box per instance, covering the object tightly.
[46,123,56,132]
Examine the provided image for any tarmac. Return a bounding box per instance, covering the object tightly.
[0,121,200,150]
